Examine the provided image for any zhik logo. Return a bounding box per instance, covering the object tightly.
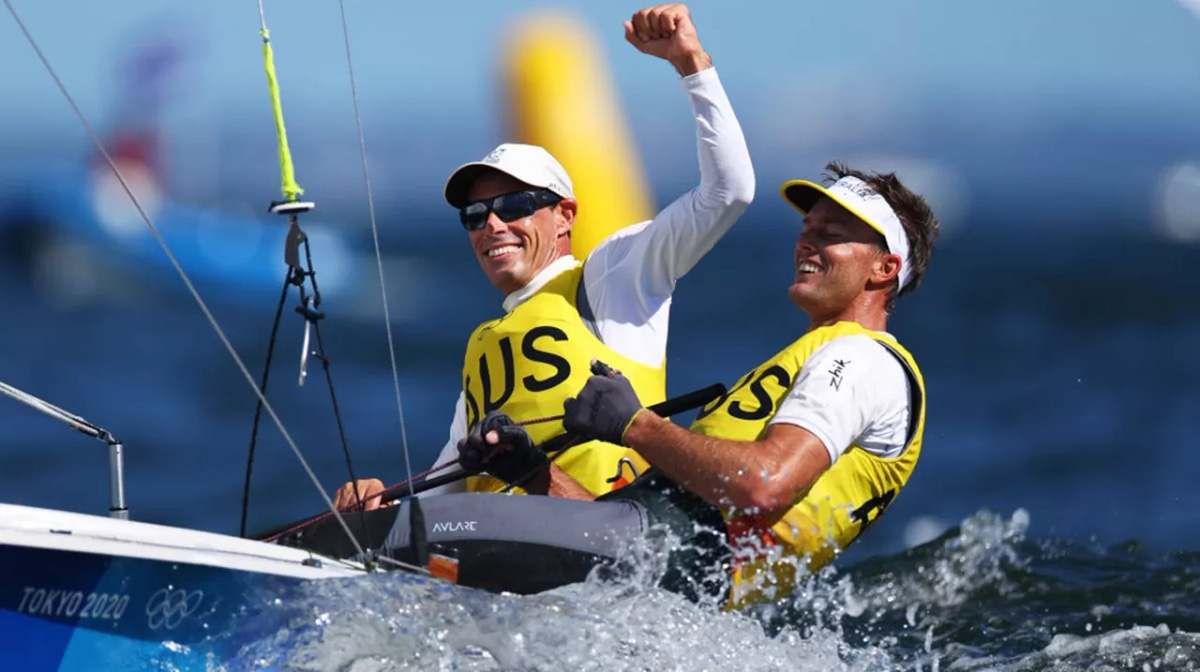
[828,359,850,390]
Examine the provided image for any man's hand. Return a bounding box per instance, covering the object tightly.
[624,4,712,77]
[563,361,647,445]
[457,411,549,485]
[333,478,387,511]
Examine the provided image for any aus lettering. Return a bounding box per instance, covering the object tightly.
[17,587,130,621]
[464,326,571,427]
[694,365,793,422]
[695,369,754,421]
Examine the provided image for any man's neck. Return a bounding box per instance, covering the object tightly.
[501,254,578,314]
[806,301,889,333]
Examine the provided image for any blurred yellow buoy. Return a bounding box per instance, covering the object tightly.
[500,11,655,260]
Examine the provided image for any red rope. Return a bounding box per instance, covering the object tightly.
[260,458,461,543]
[262,414,564,543]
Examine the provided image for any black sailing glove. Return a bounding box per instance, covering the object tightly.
[563,360,646,446]
[456,411,548,485]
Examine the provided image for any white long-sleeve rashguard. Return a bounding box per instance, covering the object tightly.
[419,67,756,496]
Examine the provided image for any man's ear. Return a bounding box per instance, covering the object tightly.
[874,252,902,285]
[556,199,577,236]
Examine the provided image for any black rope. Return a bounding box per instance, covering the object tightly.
[239,271,292,538]
[295,231,372,547]
[238,211,372,549]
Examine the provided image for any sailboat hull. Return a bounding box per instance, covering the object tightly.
[0,503,366,670]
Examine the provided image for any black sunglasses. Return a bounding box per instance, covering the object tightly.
[459,189,563,231]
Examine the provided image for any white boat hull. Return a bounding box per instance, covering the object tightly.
[0,503,370,670]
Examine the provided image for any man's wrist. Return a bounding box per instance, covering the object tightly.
[670,50,712,77]
[620,409,658,446]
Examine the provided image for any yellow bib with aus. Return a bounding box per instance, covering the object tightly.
[687,321,927,609]
[461,260,666,495]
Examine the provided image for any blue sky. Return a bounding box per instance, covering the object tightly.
[4,0,1199,116]
[5,0,1200,238]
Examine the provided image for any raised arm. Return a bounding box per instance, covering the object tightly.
[593,65,755,285]
[581,5,755,355]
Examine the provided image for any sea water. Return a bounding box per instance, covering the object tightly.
[0,221,1197,669]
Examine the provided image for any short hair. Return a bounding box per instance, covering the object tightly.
[822,161,940,311]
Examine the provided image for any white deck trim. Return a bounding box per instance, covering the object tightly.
[0,504,367,580]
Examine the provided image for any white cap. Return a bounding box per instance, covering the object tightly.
[443,143,575,208]
[781,175,913,291]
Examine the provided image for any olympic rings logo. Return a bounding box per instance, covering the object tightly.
[144,588,204,630]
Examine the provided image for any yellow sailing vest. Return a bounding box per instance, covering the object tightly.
[687,321,927,609]
[461,259,666,495]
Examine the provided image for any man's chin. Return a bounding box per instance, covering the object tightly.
[787,284,817,310]
[483,264,527,294]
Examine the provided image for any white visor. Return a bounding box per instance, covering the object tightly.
[781,175,913,291]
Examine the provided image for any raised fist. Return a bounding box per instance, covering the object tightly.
[624,4,711,76]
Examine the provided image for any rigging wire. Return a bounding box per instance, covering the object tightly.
[336,0,417,495]
[2,0,380,567]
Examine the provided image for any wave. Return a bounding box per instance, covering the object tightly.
[176,508,1198,671]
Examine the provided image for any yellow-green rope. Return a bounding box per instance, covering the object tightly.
[260,27,304,202]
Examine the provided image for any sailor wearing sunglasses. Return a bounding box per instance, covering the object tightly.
[335,3,755,507]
